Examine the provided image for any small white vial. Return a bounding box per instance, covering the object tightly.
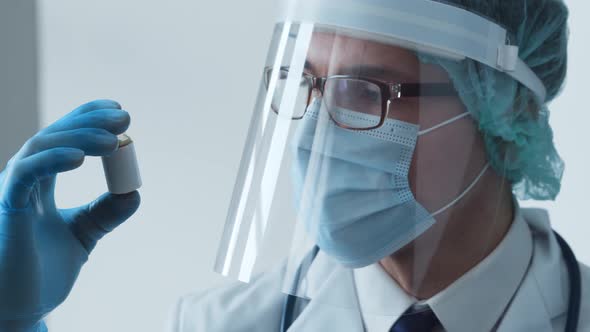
[102,134,142,194]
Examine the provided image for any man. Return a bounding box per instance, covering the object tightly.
[1,0,588,331]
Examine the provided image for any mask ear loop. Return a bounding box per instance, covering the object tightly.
[415,110,488,216]
[431,163,490,217]
[418,112,471,136]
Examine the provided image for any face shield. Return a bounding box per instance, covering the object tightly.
[215,0,547,319]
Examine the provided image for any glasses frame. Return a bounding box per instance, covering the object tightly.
[264,66,458,130]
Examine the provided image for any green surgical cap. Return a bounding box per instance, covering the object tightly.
[419,0,569,200]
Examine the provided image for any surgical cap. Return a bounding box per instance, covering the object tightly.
[419,0,569,200]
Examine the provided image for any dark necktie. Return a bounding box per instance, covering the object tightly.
[389,306,441,332]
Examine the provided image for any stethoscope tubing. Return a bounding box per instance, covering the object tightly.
[554,231,581,332]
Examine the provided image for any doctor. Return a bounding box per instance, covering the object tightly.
[0,0,589,331]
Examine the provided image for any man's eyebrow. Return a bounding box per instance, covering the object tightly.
[301,63,415,81]
[336,64,415,81]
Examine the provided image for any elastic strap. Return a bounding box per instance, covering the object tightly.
[432,163,490,217]
[418,112,470,136]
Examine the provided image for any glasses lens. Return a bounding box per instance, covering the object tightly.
[266,68,311,119]
[324,78,383,129]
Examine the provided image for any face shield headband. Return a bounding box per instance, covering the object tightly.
[279,0,547,103]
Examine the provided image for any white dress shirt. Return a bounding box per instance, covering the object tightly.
[353,206,533,332]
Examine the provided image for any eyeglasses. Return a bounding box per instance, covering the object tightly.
[264,66,458,130]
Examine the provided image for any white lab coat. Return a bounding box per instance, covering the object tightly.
[167,208,590,332]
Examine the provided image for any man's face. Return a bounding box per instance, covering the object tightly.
[303,31,488,217]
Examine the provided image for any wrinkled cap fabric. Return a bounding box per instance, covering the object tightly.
[418,0,569,201]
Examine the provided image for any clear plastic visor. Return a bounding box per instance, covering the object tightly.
[215,22,513,316]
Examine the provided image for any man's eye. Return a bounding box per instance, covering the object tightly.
[358,89,380,101]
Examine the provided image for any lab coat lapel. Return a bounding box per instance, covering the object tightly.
[288,268,365,332]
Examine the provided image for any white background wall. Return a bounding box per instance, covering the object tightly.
[34,0,589,331]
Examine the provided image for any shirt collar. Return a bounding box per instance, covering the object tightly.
[353,204,534,332]
[353,261,416,330]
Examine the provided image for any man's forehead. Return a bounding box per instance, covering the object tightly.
[302,31,450,82]
[305,31,419,78]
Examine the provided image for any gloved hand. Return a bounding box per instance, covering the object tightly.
[0,100,141,331]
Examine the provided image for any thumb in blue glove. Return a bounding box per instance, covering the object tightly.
[64,191,141,253]
[0,100,141,330]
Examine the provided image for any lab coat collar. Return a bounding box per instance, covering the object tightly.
[495,208,569,332]
[289,252,365,331]
[520,208,569,318]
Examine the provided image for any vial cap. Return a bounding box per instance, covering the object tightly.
[117,134,133,148]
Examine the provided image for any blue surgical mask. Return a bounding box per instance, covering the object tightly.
[290,100,488,268]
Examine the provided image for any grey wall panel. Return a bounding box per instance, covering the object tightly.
[0,0,39,166]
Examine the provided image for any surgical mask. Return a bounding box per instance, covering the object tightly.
[291,100,489,268]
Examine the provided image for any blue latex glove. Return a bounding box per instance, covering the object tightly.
[0,100,141,331]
